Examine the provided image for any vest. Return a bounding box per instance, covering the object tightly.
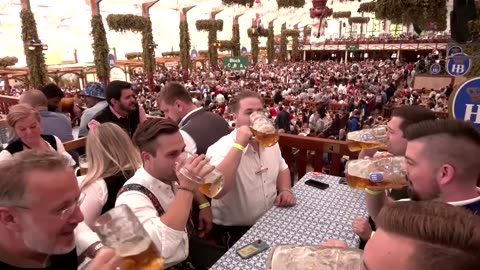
[181,108,230,155]
[93,106,140,138]
[5,135,57,155]
[100,171,134,215]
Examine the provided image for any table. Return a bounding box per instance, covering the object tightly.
[211,173,368,270]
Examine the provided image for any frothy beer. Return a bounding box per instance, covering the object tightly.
[198,170,224,198]
[250,111,279,147]
[118,237,164,270]
[346,126,387,152]
[346,157,408,189]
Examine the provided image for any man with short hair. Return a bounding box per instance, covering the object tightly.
[206,90,296,249]
[366,119,480,225]
[157,81,230,155]
[89,80,146,137]
[40,83,64,112]
[363,201,480,270]
[0,151,120,270]
[19,89,73,142]
[116,118,218,269]
[78,82,108,138]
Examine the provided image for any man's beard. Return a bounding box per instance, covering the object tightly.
[407,176,441,202]
[22,227,75,255]
[120,102,137,113]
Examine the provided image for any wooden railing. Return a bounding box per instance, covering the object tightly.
[0,95,19,115]
[63,134,356,178]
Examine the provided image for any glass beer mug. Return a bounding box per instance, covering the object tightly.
[93,205,164,270]
[346,126,388,152]
[176,152,224,198]
[345,156,408,189]
[249,111,279,147]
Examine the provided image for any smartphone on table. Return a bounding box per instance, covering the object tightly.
[236,240,270,259]
[305,179,330,190]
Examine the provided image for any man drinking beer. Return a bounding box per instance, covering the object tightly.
[206,91,296,249]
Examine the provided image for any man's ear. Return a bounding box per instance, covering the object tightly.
[0,207,21,232]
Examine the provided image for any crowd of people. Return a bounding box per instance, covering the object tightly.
[0,57,478,270]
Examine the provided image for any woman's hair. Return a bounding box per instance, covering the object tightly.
[7,104,40,128]
[81,123,142,190]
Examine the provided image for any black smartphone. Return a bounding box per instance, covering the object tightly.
[338,177,347,185]
[305,179,330,190]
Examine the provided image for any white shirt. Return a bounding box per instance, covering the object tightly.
[115,167,188,268]
[0,135,75,166]
[77,177,108,227]
[206,130,289,226]
[178,108,202,154]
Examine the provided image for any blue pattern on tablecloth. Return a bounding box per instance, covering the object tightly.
[210,173,368,270]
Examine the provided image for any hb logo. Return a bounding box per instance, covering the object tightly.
[451,64,465,74]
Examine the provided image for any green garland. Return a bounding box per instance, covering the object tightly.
[376,0,446,30]
[281,29,300,62]
[196,19,224,68]
[232,23,241,57]
[280,24,288,61]
[221,0,254,7]
[357,2,376,13]
[106,14,156,77]
[20,9,49,88]
[251,34,259,65]
[125,52,143,60]
[162,51,180,57]
[303,26,312,38]
[180,21,191,70]
[91,15,110,82]
[324,7,333,17]
[0,56,18,68]
[332,11,352,19]
[277,0,305,8]
[348,17,370,24]
[267,25,275,63]
[467,17,480,78]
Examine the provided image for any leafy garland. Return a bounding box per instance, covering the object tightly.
[303,26,312,38]
[0,56,18,68]
[348,17,370,24]
[180,20,191,70]
[376,0,447,31]
[195,19,224,68]
[277,0,306,9]
[20,9,49,88]
[467,16,480,78]
[162,51,180,57]
[251,33,259,65]
[279,24,288,61]
[357,2,376,13]
[91,15,110,83]
[247,26,270,65]
[232,23,241,57]
[281,29,300,61]
[221,0,254,7]
[332,11,352,19]
[267,25,275,63]
[125,52,143,60]
[106,14,156,77]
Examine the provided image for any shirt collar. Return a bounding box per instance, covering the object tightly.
[179,107,202,126]
[448,188,480,207]
[109,105,128,119]
[136,167,174,192]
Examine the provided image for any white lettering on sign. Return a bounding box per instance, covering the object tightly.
[452,64,466,74]
[229,59,241,63]
[464,104,480,124]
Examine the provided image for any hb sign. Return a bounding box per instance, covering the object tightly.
[450,77,480,129]
[447,53,471,77]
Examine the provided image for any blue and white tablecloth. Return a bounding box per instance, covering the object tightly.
[210,173,368,270]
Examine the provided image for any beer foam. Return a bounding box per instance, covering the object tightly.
[116,236,151,257]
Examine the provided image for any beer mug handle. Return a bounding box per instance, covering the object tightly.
[75,167,81,177]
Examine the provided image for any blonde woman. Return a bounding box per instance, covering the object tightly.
[79,122,142,227]
[0,104,74,165]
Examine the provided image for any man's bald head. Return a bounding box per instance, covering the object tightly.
[19,89,49,109]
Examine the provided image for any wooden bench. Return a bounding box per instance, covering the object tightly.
[0,95,19,115]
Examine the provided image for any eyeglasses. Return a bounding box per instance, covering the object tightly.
[13,193,85,220]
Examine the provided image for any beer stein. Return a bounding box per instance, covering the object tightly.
[346,126,387,152]
[345,156,408,189]
[249,111,279,147]
[176,152,224,198]
[93,205,164,270]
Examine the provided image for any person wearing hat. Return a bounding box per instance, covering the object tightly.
[78,82,108,138]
